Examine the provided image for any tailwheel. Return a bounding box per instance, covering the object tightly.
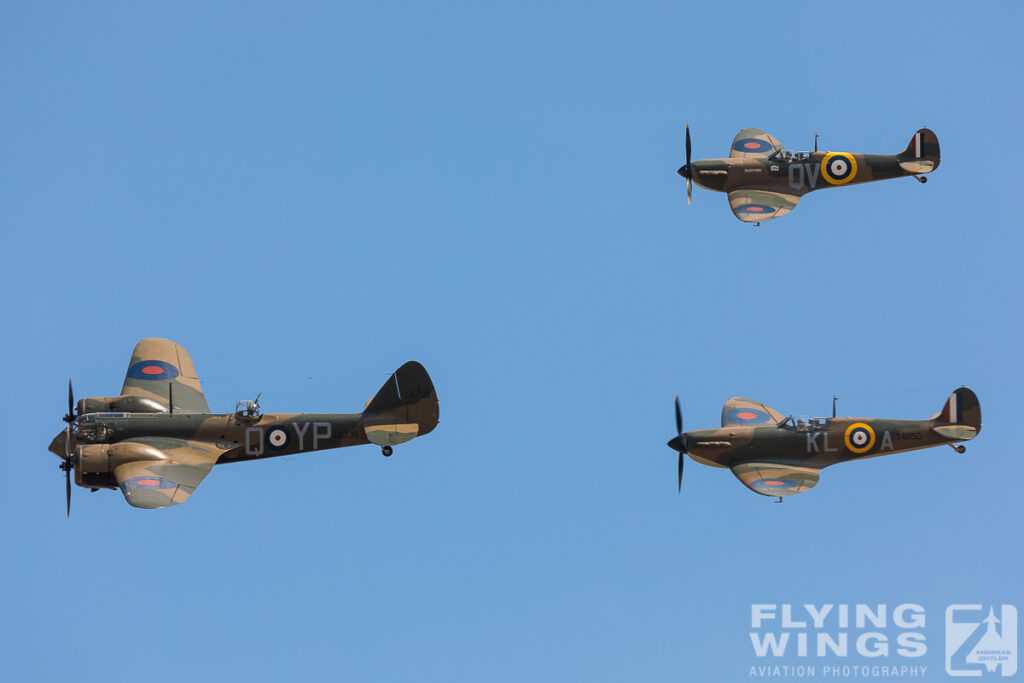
[951,444,966,454]
[382,446,393,457]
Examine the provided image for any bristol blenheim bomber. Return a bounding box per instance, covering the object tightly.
[667,389,980,500]
[677,126,940,223]
[48,338,439,512]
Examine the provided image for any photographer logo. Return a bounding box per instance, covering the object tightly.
[946,605,1017,677]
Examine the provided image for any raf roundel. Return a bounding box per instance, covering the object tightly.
[126,360,180,381]
[723,408,774,424]
[844,422,876,454]
[751,478,797,489]
[120,475,177,491]
[266,427,290,449]
[734,203,775,215]
[732,138,774,154]
[820,152,858,185]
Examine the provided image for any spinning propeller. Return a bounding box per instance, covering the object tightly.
[668,396,688,492]
[60,377,76,517]
[677,125,693,205]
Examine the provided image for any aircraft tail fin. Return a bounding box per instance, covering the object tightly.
[897,127,940,174]
[361,361,439,447]
[929,387,981,440]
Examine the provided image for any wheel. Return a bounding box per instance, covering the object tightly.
[382,446,393,457]
[955,445,965,454]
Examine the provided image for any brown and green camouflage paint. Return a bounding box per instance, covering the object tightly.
[668,388,980,498]
[48,339,439,509]
[681,127,940,223]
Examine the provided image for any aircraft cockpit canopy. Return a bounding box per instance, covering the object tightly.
[769,149,812,162]
[779,415,828,432]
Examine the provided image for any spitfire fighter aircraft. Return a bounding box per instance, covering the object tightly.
[667,388,980,500]
[676,126,940,223]
[48,338,439,512]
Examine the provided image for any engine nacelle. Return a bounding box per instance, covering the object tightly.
[74,442,168,488]
[78,395,168,415]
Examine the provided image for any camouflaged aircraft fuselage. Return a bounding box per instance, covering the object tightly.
[667,388,980,498]
[48,338,439,510]
[691,151,914,195]
[64,410,381,492]
[679,126,940,223]
[683,416,971,470]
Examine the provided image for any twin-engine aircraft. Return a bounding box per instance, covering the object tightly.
[48,338,439,512]
[677,126,940,223]
[667,388,980,500]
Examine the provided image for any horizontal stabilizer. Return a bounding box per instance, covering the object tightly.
[365,423,419,447]
[932,425,978,440]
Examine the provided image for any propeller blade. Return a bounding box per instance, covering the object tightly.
[674,396,686,493]
[681,126,694,204]
[65,466,72,518]
[60,379,76,517]
[63,424,73,518]
[64,377,75,423]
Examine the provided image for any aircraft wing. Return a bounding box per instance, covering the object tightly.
[731,462,820,498]
[112,437,227,509]
[727,190,800,223]
[120,338,210,413]
[722,397,786,426]
[729,127,783,159]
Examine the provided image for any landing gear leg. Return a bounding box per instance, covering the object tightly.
[382,446,393,457]
[949,444,966,454]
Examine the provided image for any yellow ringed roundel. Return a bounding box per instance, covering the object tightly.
[844,422,876,454]
[820,152,858,185]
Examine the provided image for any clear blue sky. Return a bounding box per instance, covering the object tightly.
[1,2,1021,681]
